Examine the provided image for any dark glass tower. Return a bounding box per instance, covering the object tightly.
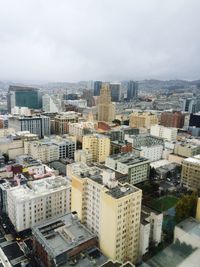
[127,81,138,101]
[93,81,102,96]
[7,86,42,112]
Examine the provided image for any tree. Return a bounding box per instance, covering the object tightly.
[175,192,197,223]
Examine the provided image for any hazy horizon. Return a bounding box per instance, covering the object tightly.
[0,0,200,82]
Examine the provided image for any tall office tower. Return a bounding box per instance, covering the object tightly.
[97,84,116,122]
[71,164,142,264]
[7,85,42,112]
[110,83,121,102]
[94,81,102,96]
[127,81,138,101]
[182,98,200,113]
[42,94,63,113]
[8,115,50,138]
[160,111,185,128]
[82,134,110,163]
[181,155,200,191]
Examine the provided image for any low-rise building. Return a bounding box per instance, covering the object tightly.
[32,213,107,267]
[181,155,200,190]
[105,153,150,185]
[125,134,164,162]
[129,112,158,130]
[150,125,178,142]
[174,143,200,158]
[111,140,132,155]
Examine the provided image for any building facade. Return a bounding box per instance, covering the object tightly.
[8,115,50,138]
[181,155,200,190]
[70,164,142,263]
[150,125,177,142]
[160,111,185,128]
[7,85,42,112]
[129,112,158,129]
[97,84,116,122]
[82,134,110,163]
[7,176,71,232]
[127,81,138,101]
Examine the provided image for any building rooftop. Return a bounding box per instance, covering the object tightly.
[183,155,200,164]
[32,213,96,259]
[9,176,70,201]
[108,153,149,165]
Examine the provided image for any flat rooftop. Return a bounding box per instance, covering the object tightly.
[9,176,70,201]
[183,156,200,164]
[108,153,149,165]
[76,166,140,198]
[32,213,96,258]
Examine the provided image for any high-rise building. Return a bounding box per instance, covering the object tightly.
[189,113,200,128]
[42,94,63,113]
[93,81,102,96]
[110,83,121,102]
[7,176,71,232]
[129,112,158,129]
[160,111,185,128]
[71,164,142,263]
[181,155,200,190]
[182,98,200,113]
[97,84,115,122]
[82,134,110,163]
[127,81,138,101]
[7,85,42,112]
[8,115,50,138]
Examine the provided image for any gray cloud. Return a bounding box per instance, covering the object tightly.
[0,0,200,82]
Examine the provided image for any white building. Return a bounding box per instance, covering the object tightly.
[105,153,150,185]
[42,94,63,113]
[68,121,96,142]
[139,206,163,256]
[75,149,93,164]
[150,125,178,142]
[139,145,164,162]
[24,136,76,163]
[7,176,71,232]
[66,99,87,108]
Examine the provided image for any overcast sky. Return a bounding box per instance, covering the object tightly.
[0,0,200,82]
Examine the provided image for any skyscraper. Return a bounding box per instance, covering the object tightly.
[94,81,102,96]
[97,84,115,122]
[7,85,42,112]
[127,81,138,101]
[110,83,121,102]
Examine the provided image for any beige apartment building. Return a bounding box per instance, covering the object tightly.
[181,155,200,190]
[82,134,110,163]
[54,111,80,134]
[97,84,116,122]
[129,112,158,129]
[70,163,142,264]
